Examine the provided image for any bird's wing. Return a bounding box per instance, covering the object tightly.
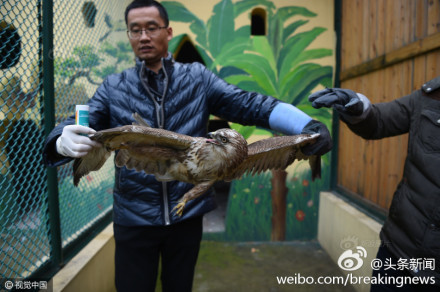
[231,133,321,179]
[91,125,194,149]
[73,125,194,186]
[73,147,111,186]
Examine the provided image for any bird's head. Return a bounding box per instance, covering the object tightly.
[205,128,248,165]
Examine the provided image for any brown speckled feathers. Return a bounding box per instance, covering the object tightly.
[72,119,320,215]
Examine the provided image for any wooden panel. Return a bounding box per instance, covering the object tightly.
[427,0,440,35]
[361,0,369,62]
[340,0,440,69]
[415,0,428,39]
[340,32,440,81]
[338,0,440,211]
[369,0,386,59]
[384,0,398,52]
[426,49,440,77]
[339,65,408,210]
[413,54,427,90]
[339,63,411,210]
[340,0,354,70]
[402,1,414,45]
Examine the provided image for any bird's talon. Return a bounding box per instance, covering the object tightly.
[172,202,186,216]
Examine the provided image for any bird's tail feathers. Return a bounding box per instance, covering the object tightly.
[73,147,111,186]
[308,155,321,181]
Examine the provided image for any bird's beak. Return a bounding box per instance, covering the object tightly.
[206,132,220,145]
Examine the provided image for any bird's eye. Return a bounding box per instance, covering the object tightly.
[221,137,228,143]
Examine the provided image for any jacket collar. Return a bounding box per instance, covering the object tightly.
[135,52,174,77]
[422,76,440,93]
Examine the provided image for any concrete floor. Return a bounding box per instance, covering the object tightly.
[202,181,230,233]
[195,184,356,292]
[193,241,356,292]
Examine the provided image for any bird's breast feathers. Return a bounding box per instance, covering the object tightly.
[183,139,227,180]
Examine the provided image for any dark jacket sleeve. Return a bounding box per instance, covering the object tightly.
[343,93,414,139]
[42,78,111,167]
[42,116,75,167]
[201,65,280,129]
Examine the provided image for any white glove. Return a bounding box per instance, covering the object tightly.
[56,125,100,158]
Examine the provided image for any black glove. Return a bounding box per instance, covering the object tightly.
[308,88,364,116]
[300,120,332,156]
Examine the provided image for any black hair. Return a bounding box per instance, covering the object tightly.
[125,0,169,27]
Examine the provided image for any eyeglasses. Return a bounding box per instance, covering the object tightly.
[127,26,167,39]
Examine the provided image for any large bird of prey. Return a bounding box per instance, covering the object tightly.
[73,114,321,216]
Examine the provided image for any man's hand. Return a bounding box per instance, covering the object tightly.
[301,120,332,156]
[56,125,100,158]
[308,88,365,116]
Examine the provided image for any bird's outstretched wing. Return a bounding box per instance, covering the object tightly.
[230,133,321,180]
[73,125,194,186]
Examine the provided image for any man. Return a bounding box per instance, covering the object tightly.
[309,77,440,291]
[43,1,332,291]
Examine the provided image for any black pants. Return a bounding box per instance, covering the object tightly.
[114,216,203,292]
[371,244,439,291]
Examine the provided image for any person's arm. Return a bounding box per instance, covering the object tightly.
[268,102,311,134]
[42,78,111,167]
[203,65,332,156]
[268,103,332,156]
[42,117,76,167]
[203,65,279,129]
[309,88,412,139]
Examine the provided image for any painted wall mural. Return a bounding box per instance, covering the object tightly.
[162,0,335,241]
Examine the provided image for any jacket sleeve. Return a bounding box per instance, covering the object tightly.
[202,66,280,129]
[344,93,413,139]
[42,78,111,167]
[42,116,75,167]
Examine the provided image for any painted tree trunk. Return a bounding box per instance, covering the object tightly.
[270,169,287,241]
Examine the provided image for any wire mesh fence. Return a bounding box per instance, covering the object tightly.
[1,0,131,282]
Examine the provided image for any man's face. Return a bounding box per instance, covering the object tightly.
[126,6,172,71]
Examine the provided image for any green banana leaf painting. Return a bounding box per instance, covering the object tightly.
[163,0,333,241]
[163,0,332,127]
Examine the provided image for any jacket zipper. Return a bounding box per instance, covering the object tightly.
[162,182,170,225]
[139,58,171,225]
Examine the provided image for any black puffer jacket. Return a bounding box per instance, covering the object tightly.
[43,55,280,226]
[346,76,440,281]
